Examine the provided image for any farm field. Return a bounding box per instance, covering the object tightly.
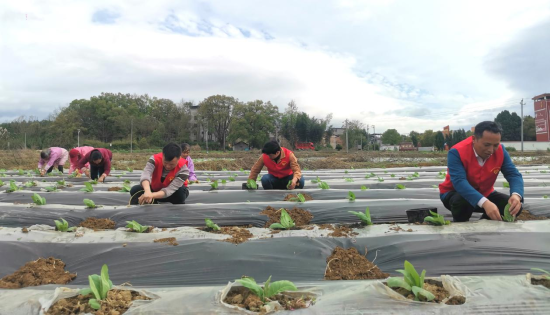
[0,164,549,314]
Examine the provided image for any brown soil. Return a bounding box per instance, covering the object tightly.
[324,247,389,280]
[154,237,178,246]
[78,218,116,230]
[261,206,313,228]
[224,286,312,313]
[388,279,466,305]
[0,257,76,289]
[283,193,313,202]
[220,227,253,244]
[387,224,414,233]
[46,289,150,315]
[22,227,29,233]
[108,187,122,191]
[531,278,550,289]
[318,224,358,238]
[517,209,549,221]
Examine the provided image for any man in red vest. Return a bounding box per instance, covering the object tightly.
[130,143,190,204]
[248,141,305,190]
[439,121,524,221]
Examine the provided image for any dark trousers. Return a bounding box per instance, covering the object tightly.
[46,165,63,173]
[90,164,104,180]
[130,184,189,205]
[261,174,305,190]
[442,190,523,222]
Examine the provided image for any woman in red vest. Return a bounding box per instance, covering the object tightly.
[439,121,524,222]
[129,143,190,205]
[248,141,305,190]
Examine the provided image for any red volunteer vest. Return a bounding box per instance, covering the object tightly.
[150,153,188,192]
[439,137,504,197]
[263,147,294,179]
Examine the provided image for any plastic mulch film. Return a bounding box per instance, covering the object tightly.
[1,276,549,314]
[373,275,468,304]
[38,286,159,315]
[218,281,318,314]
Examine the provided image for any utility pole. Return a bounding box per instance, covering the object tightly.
[24,133,26,149]
[205,121,209,153]
[373,125,376,150]
[77,129,81,147]
[130,119,133,153]
[520,99,525,153]
[366,125,369,151]
[345,120,349,153]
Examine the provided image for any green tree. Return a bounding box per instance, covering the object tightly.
[523,115,536,141]
[409,131,420,147]
[198,95,237,151]
[281,100,299,147]
[435,131,445,151]
[381,129,401,145]
[420,130,435,147]
[229,100,280,149]
[495,110,521,141]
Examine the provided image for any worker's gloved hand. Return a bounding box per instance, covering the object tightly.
[482,200,502,221]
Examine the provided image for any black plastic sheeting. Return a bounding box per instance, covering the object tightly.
[0,232,549,286]
[1,199,549,228]
[1,186,548,205]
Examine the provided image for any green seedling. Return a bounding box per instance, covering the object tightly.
[349,207,372,225]
[124,179,131,184]
[391,174,396,177]
[437,171,446,179]
[127,167,133,172]
[544,195,549,199]
[311,176,321,184]
[24,181,37,188]
[541,170,548,174]
[116,175,122,178]
[80,182,94,192]
[531,268,550,279]
[84,199,97,209]
[68,171,79,178]
[345,170,349,174]
[0,180,4,187]
[344,177,354,182]
[221,179,227,184]
[125,220,149,233]
[318,181,330,189]
[412,172,420,178]
[432,185,438,188]
[119,184,131,192]
[396,184,406,189]
[240,168,244,172]
[229,176,236,181]
[348,191,356,201]
[79,264,113,310]
[247,179,257,189]
[205,218,220,231]
[503,182,510,188]
[222,168,228,171]
[90,179,98,185]
[54,218,75,232]
[377,177,384,182]
[7,181,21,193]
[288,193,306,203]
[236,276,297,304]
[502,204,515,222]
[384,171,388,174]
[57,180,66,186]
[424,210,450,226]
[44,185,60,192]
[387,261,435,302]
[269,208,295,230]
[18,169,24,175]
[286,180,292,189]
[32,193,46,205]
[361,185,368,191]
[122,172,127,175]
[210,180,219,190]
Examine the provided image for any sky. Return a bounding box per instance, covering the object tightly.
[1,0,550,134]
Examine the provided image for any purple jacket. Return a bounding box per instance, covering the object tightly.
[186,156,197,181]
[38,147,69,169]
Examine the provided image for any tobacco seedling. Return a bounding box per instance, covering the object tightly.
[119,184,131,192]
[437,171,446,179]
[269,209,295,230]
[531,268,550,279]
[125,220,149,233]
[127,167,133,172]
[502,204,515,222]
[318,181,330,189]
[0,180,4,187]
[24,181,37,188]
[391,174,395,177]
[229,176,236,181]
[288,193,306,203]
[236,276,297,303]
[68,171,79,178]
[396,184,406,189]
[503,182,510,188]
[79,264,113,310]
[345,170,349,174]
[361,186,368,191]
[246,179,258,189]
[387,261,435,301]
[349,207,372,225]
[57,180,66,186]
[377,177,384,182]
[348,191,356,201]
[18,169,24,176]
[222,168,228,171]
[412,172,420,178]
[221,179,227,184]
[32,193,46,205]
[54,218,75,232]
[344,177,354,182]
[286,180,292,189]
[544,195,548,199]
[205,218,220,231]
[80,182,94,193]
[124,179,131,185]
[424,210,450,226]
[7,181,20,193]
[44,185,60,192]
[311,176,321,184]
[210,180,219,190]
[90,179,98,185]
[84,199,97,209]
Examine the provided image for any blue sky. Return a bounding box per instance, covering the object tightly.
[1,0,549,134]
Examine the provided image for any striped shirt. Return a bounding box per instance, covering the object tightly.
[140,156,189,197]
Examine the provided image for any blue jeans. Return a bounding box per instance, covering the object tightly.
[261,174,305,190]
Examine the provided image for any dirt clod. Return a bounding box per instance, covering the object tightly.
[283,193,313,202]
[22,227,29,233]
[79,218,116,230]
[108,187,122,191]
[389,279,466,305]
[0,257,76,289]
[224,286,313,313]
[154,237,178,246]
[318,224,358,238]
[46,289,150,315]
[261,206,313,228]
[517,209,548,221]
[221,227,253,244]
[531,278,550,289]
[324,247,388,280]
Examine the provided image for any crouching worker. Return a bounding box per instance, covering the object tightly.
[68,146,94,176]
[180,143,199,183]
[439,121,524,222]
[77,148,112,182]
[38,147,69,176]
[130,143,190,205]
[248,140,304,190]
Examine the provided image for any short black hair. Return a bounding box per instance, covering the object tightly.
[180,143,190,152]
[163,143,182,161]
[475,121,503,138]
[40,150,50,160]
[91,150,103,161]
[262,140,281,155]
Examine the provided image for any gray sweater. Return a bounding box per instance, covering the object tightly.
[140,156,190,197]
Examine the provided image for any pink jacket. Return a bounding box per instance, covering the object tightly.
[38,147,69,170]
[69,146,95,173]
